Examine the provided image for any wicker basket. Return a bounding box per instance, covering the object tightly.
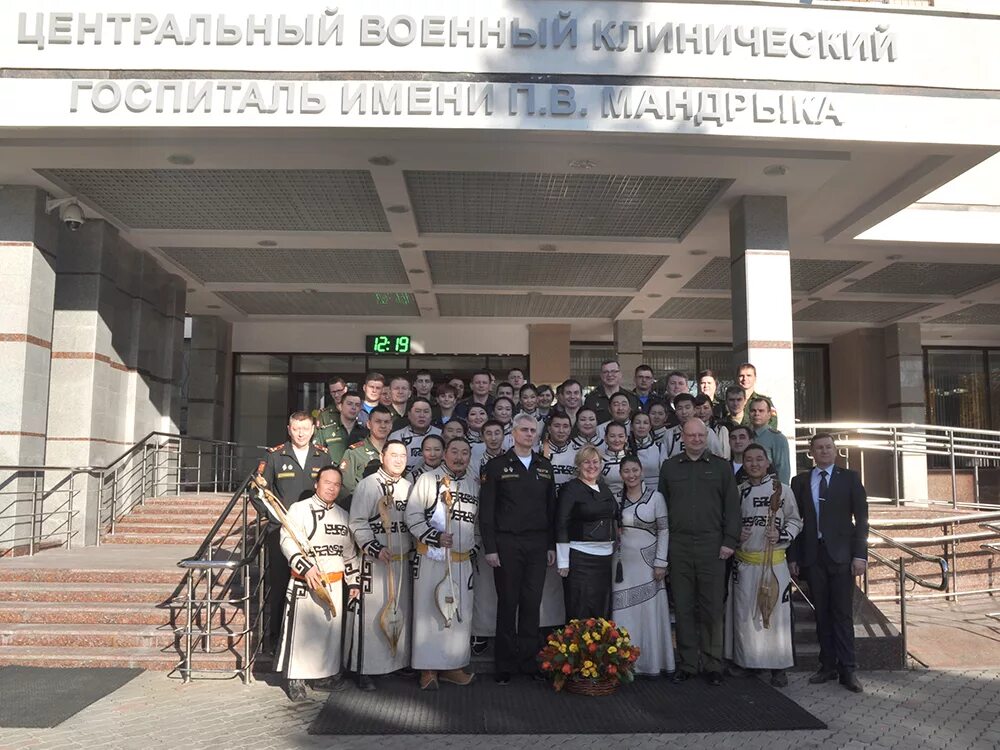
[565,676,619,696]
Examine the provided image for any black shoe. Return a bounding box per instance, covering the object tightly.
[770,669,788,688]
[495,671,511,685]
[311,674,347,692]
[706,671,723,687]
[671,670,692,684]
[357,675,376,692]
[840,671,864,693]
[287,679,308,702]
[396,667,417,678]
[808,668,839,684]
[726,664,751,678]
[471,637,489,655]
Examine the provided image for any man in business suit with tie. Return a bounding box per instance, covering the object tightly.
[788,433,868,693]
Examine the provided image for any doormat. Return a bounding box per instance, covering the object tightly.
[0,666,143,728]
[309,674,827,735]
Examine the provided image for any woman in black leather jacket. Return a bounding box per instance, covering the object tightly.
[555,444,622,620]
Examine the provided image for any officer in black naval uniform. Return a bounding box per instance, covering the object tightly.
[256,410,331,652]
[480,413,557,684]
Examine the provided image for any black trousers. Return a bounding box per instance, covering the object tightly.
[563,548,612,622]
[265,526,290,649]
[493,531,548,674]
[804,541,857,672]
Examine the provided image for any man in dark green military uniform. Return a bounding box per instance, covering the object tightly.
[316,389,367,464]
[256,410,331,651]
[338,405,393,509]
[315,376,348,428]
[737,363,778,430]
[658,418,740,686]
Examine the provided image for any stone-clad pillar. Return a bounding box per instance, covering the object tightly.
[730,196,796,473]
[528,324,570,388]
[884,323,929,500]
[0,187,59,550]
[614,320,643,389]
[187,316,233,441]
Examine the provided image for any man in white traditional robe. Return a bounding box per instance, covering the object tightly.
[406,437,478,690]
[470,420,506,653]
[539,412,575,630]
[277,465,360,702]
[347,441,413,691]
[725,444,803,687]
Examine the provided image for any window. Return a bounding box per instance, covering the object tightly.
[926,349,990,430]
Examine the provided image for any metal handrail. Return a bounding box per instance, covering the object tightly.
[174,472,267,683]
[868,529,948,592]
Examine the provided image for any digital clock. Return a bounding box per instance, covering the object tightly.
[365,334,411,355]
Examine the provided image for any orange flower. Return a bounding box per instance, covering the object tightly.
[561,663,572,674]
[588,643,597,653]
[541,661,551,670]
[607,665,617,675]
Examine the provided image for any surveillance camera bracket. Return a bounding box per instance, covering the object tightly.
[45,196,82,215]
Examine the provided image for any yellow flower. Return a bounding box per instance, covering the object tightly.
[560,645,567,653]
[583,660,594,668]
[569,643,579,653]
[582,632,592,642]
[548,640,559,647]
[607,646,617,654]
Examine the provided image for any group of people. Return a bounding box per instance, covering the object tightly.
[255,359,868,701]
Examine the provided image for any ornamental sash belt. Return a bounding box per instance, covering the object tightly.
[416,541,472,562]
[736,548,786,565]
[291,570,344,583]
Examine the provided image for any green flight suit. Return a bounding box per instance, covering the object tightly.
[752,426,791,484]
[658,450,740,675]
[741,390,779,430]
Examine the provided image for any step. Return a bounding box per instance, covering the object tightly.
[101,532,221,545]
[111,521,228,535]
[0,567,187,585]
[0,622,213,649]
[127,508,257,521]
[0,645,241,672]
[0,601,246,627]
[142,496,238,507]
[0,581,181,605]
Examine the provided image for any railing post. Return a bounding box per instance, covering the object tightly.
[197,444,203,494]
[109,468,119,535]
[949,429,958,510]
[184,571,194,684]
[891,426,900,506]
[95,471,104,547]
[241,490,252,684]
[213,444,219,494]
[67,473,75,549]
[973,460,981,506]
[176,438,183,496]
[141,445,149,504]
[898,556,907,665]
[28,472,39,556]
[950,522,959,599]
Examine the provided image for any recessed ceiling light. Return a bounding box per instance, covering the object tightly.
[420,307,433,312]
[303,288,318,294]
[704,329,717,333]
[408,268,425,274]
[167,154,195,166]
[386,205,409,214]
[689,249,708,256]
[961,300,973,305]
[257,240,277,247]
[398,242,418,249]
[527,291,542,297]
[763,164,788,177]
[206,304,221,309]
[919,315,932,320]
[368,155,396,166]
[647,293,663,298]
[808,297,822,302]
[415,289,430,294]
[631,309,645,314]
[941,334,953,339]
[843,278,859,283]
[886,254,903,261]
[665,273,682,279]
[568,159,597,170]
[186,288,196,293]
[539,243,558,252]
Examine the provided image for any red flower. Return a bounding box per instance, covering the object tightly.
[541,662,551,671]
[588,643,597,653]
[561,663,572,674]
[607,665,617,675]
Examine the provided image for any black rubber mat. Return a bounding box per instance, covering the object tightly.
[309,674,826,735]
[0,666,143,728]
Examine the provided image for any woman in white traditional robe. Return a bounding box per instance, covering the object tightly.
[571,408,605,452]
[406,439,479,690]
[648,402,669,449]
[538,413,575,631]
[628,412,663,485]
[347,441,414,691]
[611,456,675,677]
[470,421,506,648]
[276,466,360,701]
[600,422,629,497]
[409,434,445,483]
[724,444,803,687]
[492,397,516,451]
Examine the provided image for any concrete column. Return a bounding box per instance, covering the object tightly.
[729,196,796,457]
[187,316,233,441]
[884,323,929,501]
[528,324,570,388]
[0,187,59,551]
[614,320,643,388]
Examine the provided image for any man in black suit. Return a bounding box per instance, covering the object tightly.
[788,432,868,693]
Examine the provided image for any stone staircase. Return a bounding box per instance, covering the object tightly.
[0,494,256,672]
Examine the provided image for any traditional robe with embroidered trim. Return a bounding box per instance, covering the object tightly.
[631,436,663,486]
[600,448,628,498]
[347,470,414,674]
[406,466,478,670]
[611,485,675,676]
[388,424,443,474]
[276,495,360,680]
[724,477,803,669]
[539,440,576,628]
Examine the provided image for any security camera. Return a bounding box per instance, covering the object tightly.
[45,196,87,231]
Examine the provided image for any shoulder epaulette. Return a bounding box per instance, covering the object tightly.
[314,443,329,453]
[267,443,285,453]
[348,440,366,449]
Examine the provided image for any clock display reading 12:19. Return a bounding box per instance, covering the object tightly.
[366,334,411,354]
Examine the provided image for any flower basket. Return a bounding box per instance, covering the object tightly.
[565,676,619,696]
[536,617,640,693]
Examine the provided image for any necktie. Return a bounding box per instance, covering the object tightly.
[819,469,829,500]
